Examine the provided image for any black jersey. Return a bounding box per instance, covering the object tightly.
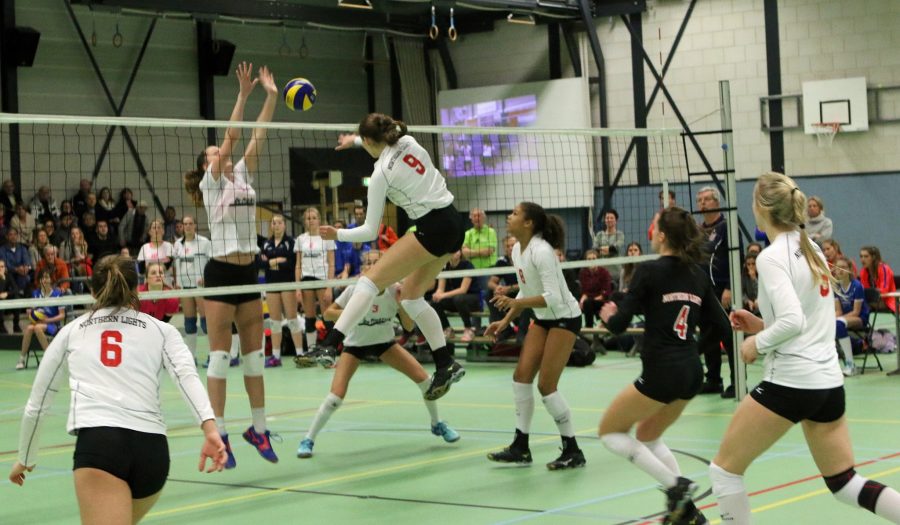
[606,256,730,364]
[261,236,297,283]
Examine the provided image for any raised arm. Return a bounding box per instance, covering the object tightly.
[243,65,278,173]
[211,62,258,180]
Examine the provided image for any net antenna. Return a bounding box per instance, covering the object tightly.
[812,122,841,148]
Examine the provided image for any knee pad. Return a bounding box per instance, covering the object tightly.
[284,317,302,334]
[709,462,745,497]
[200,317,208,335]
[305,317,317,333]
[824,468,886,511]
[401,297,430,319]
[184,316,198,335]
[242,349,265,377]
[206,351,230,379]
[357,275,379,296]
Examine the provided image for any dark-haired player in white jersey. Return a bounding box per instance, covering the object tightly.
[183,61,279,467]
[599,207,730,525]
[296,250,460,458]
[8,255,226,524]
[484,202,586,470]
[710,172,900,524]
[319,113,465,401]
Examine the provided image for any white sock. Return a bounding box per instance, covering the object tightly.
[710,461,750,525]
[334,279,378,334]
[215,417,227,437]
[642,438,681,476]
[306,331,317,350]
[251,407,266,433]
[184,332,198,360]
[513,382,535,434]
[307,392,343,441]
[542,391,575,438]
[230,334,240,359]
[838,337,854,365]
[600,432,678,488]
[417,379,440,425]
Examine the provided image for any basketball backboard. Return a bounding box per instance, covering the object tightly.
[801,77,868,133]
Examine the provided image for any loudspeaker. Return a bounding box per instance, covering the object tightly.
[210,39,235,76]
[6,27,40,67]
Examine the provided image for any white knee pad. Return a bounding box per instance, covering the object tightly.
[242,350,265,377]
[206,351,230,379]
[709,462,745,497]
[358,275,379,296]
[401,297,430,319]
[284,317,303,334]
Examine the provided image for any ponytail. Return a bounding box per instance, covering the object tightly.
[90,255,140,313]
[520,201,566,250]
[657,207,707,265]
[358,113,407,146]
[184,150,207,207]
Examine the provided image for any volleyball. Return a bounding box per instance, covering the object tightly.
[29,308,48,324]
[283,78,316,111]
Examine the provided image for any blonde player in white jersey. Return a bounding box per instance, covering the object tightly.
[296,250,460,458]
[183,61,279,467]
[711,172,900,524]
[173,214,212,361]
[319,113,466,401]
[8,255,226,524]
[485,202,586,470]
[294,206,335,353]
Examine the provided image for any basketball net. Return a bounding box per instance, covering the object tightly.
[812,122,840,148]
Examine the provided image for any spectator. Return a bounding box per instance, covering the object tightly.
[58,213,76,245]
[79,210,97,240]
[60,199,74,217]
[741,254,760,315]
[10,204,35,246]
[173,218,184,243]
[0,259,20,333]
[95,186,116,225]
[0,179,22,225]
[556,249,581,299]
[462,208,498,270]
[15,269,64,370]
[593,209,625,257]
[88,220,119,261]
[859,245,896,313]
[834,256,868,377]
[332,219,360,281]
[59,226,92,291]
[136,219,174,280]
[121,200,149,253]
[0,227,33,298]
[805,195,832,245]
[579,249,613,349]
[163,205,178,242]
[71,178,92,219]
[138,262,180,323]
[110,187,135,227]
[430,250,482,343]
[486,235,519,340]
[349,204,397,252]
[29,186,60,224]
[745,242,763,258]
[822,238,858,277]
[696,185,736,398]
[44,219,65,247]
[34,244,70,293]
[648,189,677,241]
[348,204,372,251]
[29,229,50,269]
[619,242,642,292]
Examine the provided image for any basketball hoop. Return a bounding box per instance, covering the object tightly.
[812,122,841,148]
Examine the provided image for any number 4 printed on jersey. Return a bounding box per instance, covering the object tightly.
[673,305,690,340]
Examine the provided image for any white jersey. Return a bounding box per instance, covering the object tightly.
[512,236,581,321]
[173,235,212,288]
[338,135,453,243]
[294,233,335,280]
[17,307,214,467]
[336,283,400,347]
[755,231,843,389]
[136,241,175,265]
[200,159,260,257]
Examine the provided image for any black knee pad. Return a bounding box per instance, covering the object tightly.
[305,317,317,333]
[824,467,856,493]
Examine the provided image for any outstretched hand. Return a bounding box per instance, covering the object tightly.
[8,462,34,486]
[198,432,228,473]
[335,133,358,151]
[257,65,278,96]
[235,61,259,98]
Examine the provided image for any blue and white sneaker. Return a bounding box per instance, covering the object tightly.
[229,356,241,367]
[431,421,460,443]
[297,438,314,458]
[242,426,279,463]
[221,433,237,469]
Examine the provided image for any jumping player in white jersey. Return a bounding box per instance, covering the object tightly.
[319,113,465,401]
[8,255,226,524]
[183,61,279,467]
[294,206,335,354]
[173,214,212,361]
[599,207,731,525]
[710,172,900,524]
[296,250,460,458]
[484,202,586,470]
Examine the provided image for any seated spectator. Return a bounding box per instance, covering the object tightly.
[619,242,643,292]
[430,250,482,343]
[95,186,116,225]
[0,259,20,333]
[44,219,65,247]
[593,209,625,257]
[859,245,896,312]
[29,229,50,271]
[648,189,677,241]
[822,238,858,277]
[58,213,76,244]
[59,226,92,292]
[332,219,360,281]
[0,178,22,225]
[121,199,149,254]
[806,195,833,245]
[163,205,178,242]
[138,262,180,323]
[110,187,135,228]
[71,178,92,219]
[745,241,763,258]
[136,219,174,280]
[34,244,70,294]
[486,235,519,340]
[15,269,64,370]
[555,249,581,299]
[60,199,74,217]
[30,185,60,224]
[741,254,760,315]
[88,220,120,261]
[834,256,868,377]
[0,227,33,300]
[80,210,98,239]
[579,249,613,350]
[9,204,35,246]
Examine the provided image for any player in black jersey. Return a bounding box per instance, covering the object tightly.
[599,207,730,525]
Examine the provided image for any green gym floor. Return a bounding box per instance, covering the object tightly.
[1,344,898,524]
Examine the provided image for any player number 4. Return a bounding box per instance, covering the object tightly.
[403,154,426,175]
[100,330,123,367]
[673,305,690,340]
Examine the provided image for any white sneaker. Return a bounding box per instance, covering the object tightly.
[842,363,856,377]
[15,360,25,370]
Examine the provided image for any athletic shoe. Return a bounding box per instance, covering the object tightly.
[265,356,282,368]
[663,500,709,525]
[310,345,337,368]
[487,446,532,465]
[546,446,586,470]
[460,328,475,343]
[15,359,25,370]
[699,381,722,395]
[721,385,736,399]
[229,356,241,367]
[297,438,314,458]
[293,354,317,368]
[842,362,856,377]
[242,426,279,463]
[424,361,466,400]
[664,477,699,524]
[431,421,460,443]
[221,433,237,469]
